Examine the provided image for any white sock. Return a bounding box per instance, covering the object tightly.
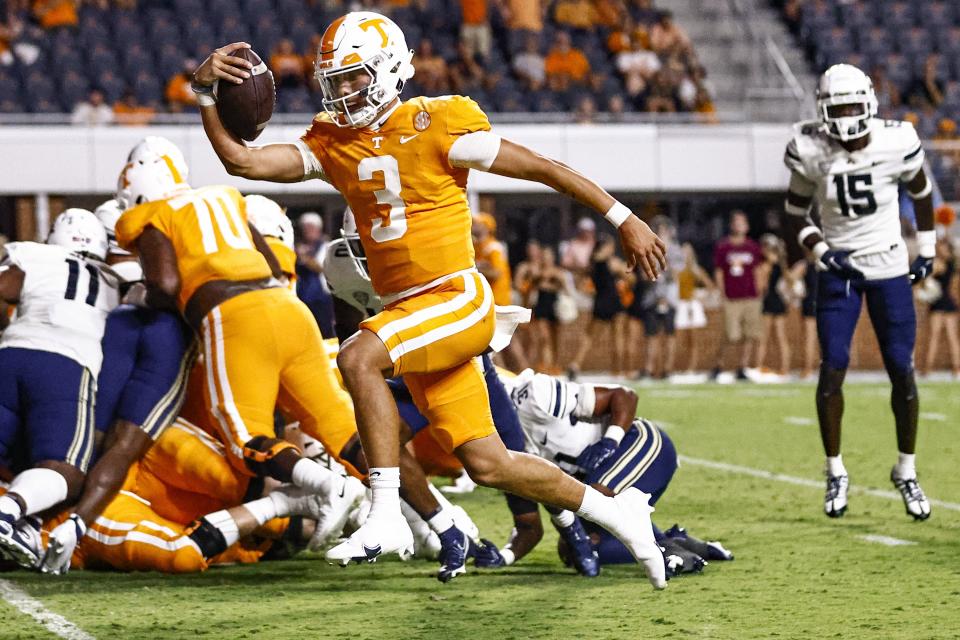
[0,495,22,521]
[894,453,916,479]
[204,509,240,548]
[367,467,401,520]
[6,468,68,517]
[826,455,846,477]
[291,458,336,494]
[575,486,619,530]
[550,509,576,528]
[428,483,455,511]
[426,506,455,534]
[248,496,282,525]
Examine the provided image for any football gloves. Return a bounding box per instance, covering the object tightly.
[818,249,865,280]
[40,513,86,575]
[472,538,507,568]
[577,438,619,474]
[908,255,934,283]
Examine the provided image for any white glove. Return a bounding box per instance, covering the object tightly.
[40,514,86,575]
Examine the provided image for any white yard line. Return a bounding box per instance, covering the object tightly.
[678,455,960,512]
[783,416,814,426]
[858,534,916,547]
[920,412,947,422]
[0,579,95,640]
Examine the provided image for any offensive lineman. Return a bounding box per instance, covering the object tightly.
[782,64,933,520]
[193,12,668,588]
[0,210,121,567]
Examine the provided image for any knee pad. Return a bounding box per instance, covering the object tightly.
[242,436,300,478]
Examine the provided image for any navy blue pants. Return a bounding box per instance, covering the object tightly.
[0,348,96,472]
[388,354,525,453]
[96,306,195,440]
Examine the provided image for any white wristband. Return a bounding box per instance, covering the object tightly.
[917,230,936,258]
[603,425,626,444]
[797,225,821,247]
[500,547,515,565]
[604,202,632,228]
[812,241,829,261]
[197,93,216,107]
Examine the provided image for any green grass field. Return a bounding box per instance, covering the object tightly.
[2,382,959,640]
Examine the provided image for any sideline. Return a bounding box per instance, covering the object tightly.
[0,579,95,640]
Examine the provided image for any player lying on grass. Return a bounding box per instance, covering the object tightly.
[781,63,933,520]
[500,369,733,577]
[194,11,668,589]
[0,210,121,568]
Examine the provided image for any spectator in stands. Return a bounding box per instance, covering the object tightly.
[33,0,77,30]
[0,13,23,67]
[908,54,945,109]
[921,237,960,378]
[870,65,901,113]
[616,30,660,98]
[712,210,763,381]
[544,31,591,91]
[294,212,334,339]
[449,41,485,95]
[595,0,626,29]
[553,0,596,33]
[414,39,448,95]
[606,19,636,55]
[303,33,322,90]
[460,0,491,60]
[560,216,597,288]
[574,95,596,123]
[165,58,198,112]
[673,242,715,374]
[607,93,627,116]
[113,90,155,126]
[628,0,658,25]
[644,70,678,113]
[756,234,795,376]
[513,34,545,90]
[649,10,689,57]
[271,39,305,89]
[71,89,113,126]
[694,85,718,123]
[527,245,570,374]
[499,0,545,40]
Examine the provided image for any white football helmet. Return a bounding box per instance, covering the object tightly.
[245,194,294,249]
[314,11,415,128]
[816,64,878,142]
[341,207,369,281]
[48,208,108,260]
[116,136,191,208]
[93,198,131,255]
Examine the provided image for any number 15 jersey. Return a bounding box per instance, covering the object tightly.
[784,118,925,280]
[299,96,490,297]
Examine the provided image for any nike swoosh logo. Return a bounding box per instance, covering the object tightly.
[540,434,548,445]
[399,134,419,144]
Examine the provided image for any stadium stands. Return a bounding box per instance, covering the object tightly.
[0,0,709,118]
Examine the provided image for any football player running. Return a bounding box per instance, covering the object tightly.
[193,12,668,588]
[782,64,934,520]
[0,210,120,567]
[112,138,360,527]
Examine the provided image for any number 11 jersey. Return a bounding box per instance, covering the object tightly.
[784,118,925,280]
[0,242,119,376]
[300,96,490,297]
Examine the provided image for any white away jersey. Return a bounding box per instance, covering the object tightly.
[784,118,924,279]
[503,370,603,475]
[323,238,383,316]
[0,242,120,375]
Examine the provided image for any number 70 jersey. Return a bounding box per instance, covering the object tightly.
[300,96,490,296]
[784,119,925,277]
[0,242,119,376]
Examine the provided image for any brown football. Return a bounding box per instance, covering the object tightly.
[216,47,275,142]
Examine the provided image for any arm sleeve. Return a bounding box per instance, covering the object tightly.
[448,131,502,171]
[783,137,809,179]
[899,126,925,183]
[294,139,328,182]
[441,96,494,166]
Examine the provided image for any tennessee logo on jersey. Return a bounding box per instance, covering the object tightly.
[115,185,272,309]
[300,95,490,295]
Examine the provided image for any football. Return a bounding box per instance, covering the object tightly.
[216,47,275,142]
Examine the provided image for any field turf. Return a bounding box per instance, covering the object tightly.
[1,381,958,639]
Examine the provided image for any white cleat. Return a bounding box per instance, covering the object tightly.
[0,515,42,570]
[325,512,415,565]
[308,474,366,550]
[440,470,477,494]
[890,469,931,521]
[824,473,849,518]
[607,488,667,589]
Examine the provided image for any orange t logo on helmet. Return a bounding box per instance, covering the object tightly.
[359,18,390,47]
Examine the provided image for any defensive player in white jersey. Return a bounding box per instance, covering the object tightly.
[782,64,934,520]
[0,209,121,567]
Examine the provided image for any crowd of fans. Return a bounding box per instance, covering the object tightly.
[0,0,716,120]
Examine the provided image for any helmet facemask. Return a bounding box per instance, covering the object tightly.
[315,45,413,128]
[819,96,875,141]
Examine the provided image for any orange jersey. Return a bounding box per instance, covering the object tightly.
[301,96,490,295]
[116,186,272,309]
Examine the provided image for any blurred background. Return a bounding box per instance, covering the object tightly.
[1,0,958,376]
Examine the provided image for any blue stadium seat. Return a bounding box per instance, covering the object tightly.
[0,96,24,113]
[59,71,91,112]
[24,71,56,103]
[31,97,63,114]
[132,71,163,106]
[157,42,186,82]
[96,70,127,104]
[218,16,252,44]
